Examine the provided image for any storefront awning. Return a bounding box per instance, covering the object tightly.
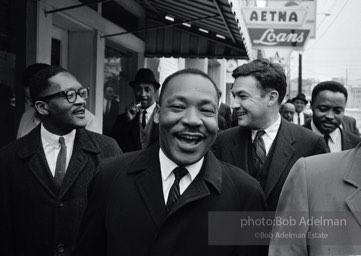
[133,0,249,59]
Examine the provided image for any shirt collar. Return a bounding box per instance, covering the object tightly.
[143,102,156,113]
[310,119,340,143]
[40,123,76,148]
[159,148,204,182]
[251,114,281,141]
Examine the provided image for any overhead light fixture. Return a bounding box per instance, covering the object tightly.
[165,16,174,22]
[216,34,226,39]
[199,28,208,33]
[182,22,191,27]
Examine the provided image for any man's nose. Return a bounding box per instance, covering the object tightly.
[231,97,240,109]
[182,108,202,126]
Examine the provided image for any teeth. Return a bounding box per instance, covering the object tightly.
[180,135,200,140]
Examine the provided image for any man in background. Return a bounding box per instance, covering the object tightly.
[212,59,327,211]
[102,85,119,135]
[280,101,296,123]
[110,68,159,152]
[292,93,311,125]
[217,88,232,129]
[0,65,121,256]
[303,81,361,152]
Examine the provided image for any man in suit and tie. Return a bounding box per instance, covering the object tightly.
[102,85,119,135]
[74,69,267,256]
[269,145,361,255]
[0,65,121,256]
[292,93,311,125]
[303,81,361,152]
[212,59,328,211]
[110,68,159,152]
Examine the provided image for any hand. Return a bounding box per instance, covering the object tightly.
[126,103,141,121]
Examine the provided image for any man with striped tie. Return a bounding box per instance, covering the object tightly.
[212,59,328,211]
[74,69,267,256]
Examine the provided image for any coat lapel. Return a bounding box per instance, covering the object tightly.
[264,120,295,198]
[59,129,99,198]
[341,128,353,150]
[133,146,167,227]
[18,125,58,199]
[169,152,222,215]
[231,127,250,171]
[344,145,361,226]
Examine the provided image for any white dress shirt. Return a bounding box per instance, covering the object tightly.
[159,148,203,203]
[311,119,342,152]
[251,114,282,155]
[41,124,76,176]
[293,112,306,125]
[139,102,156,125]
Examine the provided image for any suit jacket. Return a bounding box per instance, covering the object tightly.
[269,145,361,256]
[74,144,267,256]
[110,109,159,152]
[103,99,119,136]
[218,103,232,129]
[212,118,328,210]
[303,119,361,150]
[0,126,121,256]
[342,115,360,136]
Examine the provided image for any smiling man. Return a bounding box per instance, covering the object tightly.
[110,68,160,152]
[0,65,121,256]
[303,81,361,152]
[74,69,267,256]
[212,59,328,211]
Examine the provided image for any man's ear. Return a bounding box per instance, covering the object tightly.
[267,90,279,107]
[153,105,160,124]
[34,100,49,116]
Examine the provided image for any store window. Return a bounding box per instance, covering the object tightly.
[104,41,137,114]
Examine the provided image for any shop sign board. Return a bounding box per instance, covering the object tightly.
[242,8,307,27]
[248,28,310,48]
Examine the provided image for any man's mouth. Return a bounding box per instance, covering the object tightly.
[236,111,247,117]
[176,133,204,149]
[73,108,85,118]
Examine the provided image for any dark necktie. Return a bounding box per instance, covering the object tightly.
[166,167,188,212]
[253,130,266,174]
[141,109,147,128]
[324,134,331,151]
[54,137,67,189]
[297,114,301,125]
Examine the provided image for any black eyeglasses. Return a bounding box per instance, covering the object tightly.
[37,87,89,103]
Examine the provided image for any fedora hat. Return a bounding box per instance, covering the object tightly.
[129,68,160,89]
[292,93,308,104]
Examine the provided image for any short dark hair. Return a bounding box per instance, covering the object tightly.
[311,81,348,105]
[232,59,287,103]
[22,63,50,88]
[159,68,219,105]
[29,65,68,100]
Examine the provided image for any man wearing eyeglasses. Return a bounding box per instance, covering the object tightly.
[16,63,101,139]
[0,65,122,256]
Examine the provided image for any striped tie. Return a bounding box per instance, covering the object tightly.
[166,167,188,212]
[253,130,266,174]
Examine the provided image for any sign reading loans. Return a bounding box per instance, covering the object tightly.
[242,8,307,27]
[248,28,310,47]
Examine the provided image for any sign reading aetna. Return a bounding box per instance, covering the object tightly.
[248,28,310,47]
